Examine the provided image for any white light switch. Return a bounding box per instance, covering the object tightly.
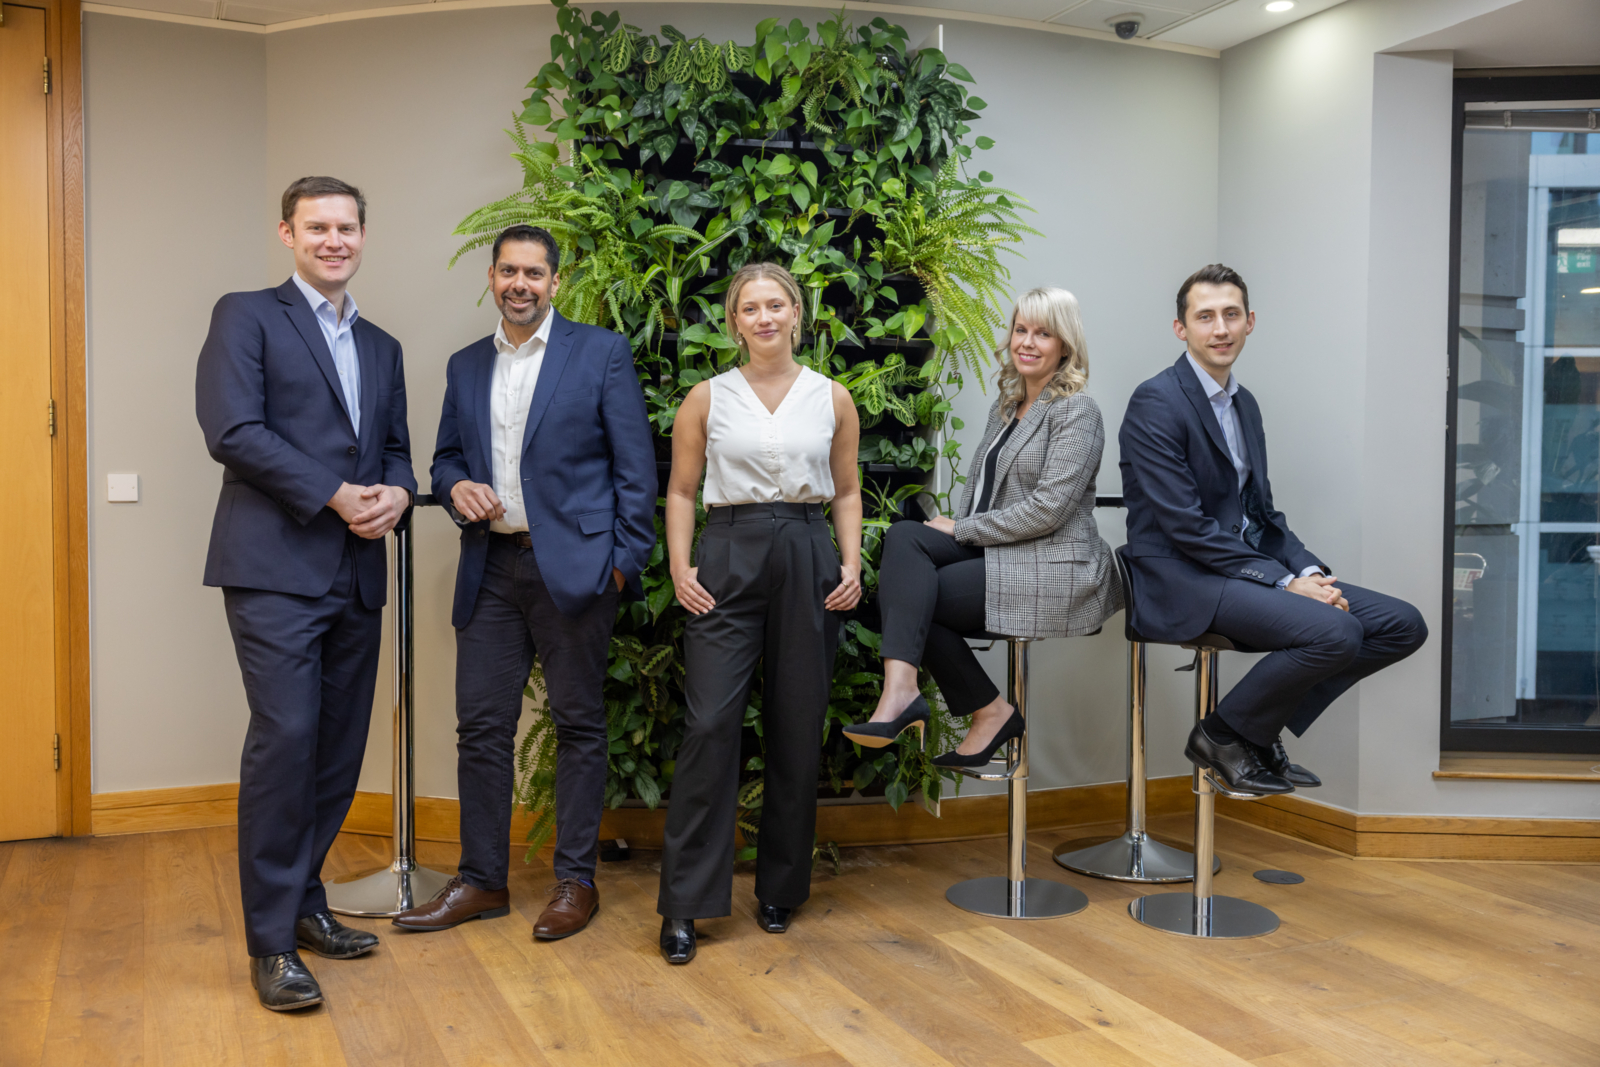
[107,473,140,502]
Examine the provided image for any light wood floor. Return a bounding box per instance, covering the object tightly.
[3,814,1598,1067]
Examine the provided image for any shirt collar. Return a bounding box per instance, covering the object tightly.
[292,272,358,328]
[494,309,556,356]
[1184,352,1237,401]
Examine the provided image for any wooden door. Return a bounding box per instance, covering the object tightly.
[0,3,59,840]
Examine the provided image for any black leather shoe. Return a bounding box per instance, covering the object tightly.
[296,911,379,959]
[1183,721,1294,795]
[1264,737,1321,788]
[660,918,696,965]
[756,902,793,933]
[250,950,323,1011]
[931,709,1024,768]
[842,696,929,750]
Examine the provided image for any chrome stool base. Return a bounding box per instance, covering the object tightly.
[1053,831,1219,883]
[1128,891,1279,939]
[327,861,453,918]
[947,875,1088,919]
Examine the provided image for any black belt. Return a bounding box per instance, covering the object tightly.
[490,530,534,548]
[705,502,826,524]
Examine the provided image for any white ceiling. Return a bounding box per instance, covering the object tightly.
[81,0,1351,53]
[1391,0,1600,69]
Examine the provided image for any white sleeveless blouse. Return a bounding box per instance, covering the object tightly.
[702,366,837,507]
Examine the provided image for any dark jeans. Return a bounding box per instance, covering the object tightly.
[454,536,618,890]
[876,520,1000,715]
[223,542,381,958]
[659,504,840,919]
[1210,580,1427,747]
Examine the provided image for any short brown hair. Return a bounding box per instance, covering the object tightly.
[281,176,366,229]
[1177,263,1249,322]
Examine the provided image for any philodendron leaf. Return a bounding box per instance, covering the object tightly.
[800,160,819,186]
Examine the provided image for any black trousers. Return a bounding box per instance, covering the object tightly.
[223,541,381,958]
[454,536,618,890]
[876,520,1000,715]
[1211,580,1427,747]
[658,503,841,919]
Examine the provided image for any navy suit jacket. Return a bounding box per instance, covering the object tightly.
[196,277,417,610]
[430,311,658,626]
[1118,354,1324,643]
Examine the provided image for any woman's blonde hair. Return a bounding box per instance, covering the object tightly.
[723,262,805,351]
[996,287,1089,413]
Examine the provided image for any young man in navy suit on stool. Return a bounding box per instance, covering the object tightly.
[196,177,416,1011]
[1118,264,1426,796]
[393,225,656,940]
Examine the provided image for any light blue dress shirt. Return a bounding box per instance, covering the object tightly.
[1183,353,1315,588]
[292,272,361,437]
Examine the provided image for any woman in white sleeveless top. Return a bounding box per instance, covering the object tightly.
[656,263,862,965]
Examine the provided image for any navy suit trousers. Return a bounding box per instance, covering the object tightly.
[1209,580,1427,747]
[223,540,381,957]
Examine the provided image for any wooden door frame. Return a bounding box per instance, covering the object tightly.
[18,0,89,835]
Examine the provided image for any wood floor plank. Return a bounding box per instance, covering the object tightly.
[39,834,145,1067]
[0,839,79,1063]
[1025,1030,1160,1067]
[750,1054,855,1067]
[940,925,1255,1067]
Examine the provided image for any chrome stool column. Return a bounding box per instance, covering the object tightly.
[1129,636,1278,939]
[946,636,1089,920]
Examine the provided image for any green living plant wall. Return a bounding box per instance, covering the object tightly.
[453,0,1039,860]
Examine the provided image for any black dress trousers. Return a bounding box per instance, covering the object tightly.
[658,503,841,919]
[223,539,381,958]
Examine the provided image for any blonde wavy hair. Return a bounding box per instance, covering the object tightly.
[723,262,805,351]
[996,287,1089,414]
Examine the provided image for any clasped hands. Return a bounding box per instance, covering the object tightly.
[1287,573,1349,612]
[450,480,624,592]
[329,482,410,539]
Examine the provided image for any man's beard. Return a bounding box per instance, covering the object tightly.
[498,291,549,328]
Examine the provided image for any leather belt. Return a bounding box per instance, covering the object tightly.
[490,531,534,548]
[705,502,826,524]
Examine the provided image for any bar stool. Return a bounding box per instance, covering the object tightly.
[1054,551,1218,883]
[1115,551,1278,939]
[944,634,1089,920]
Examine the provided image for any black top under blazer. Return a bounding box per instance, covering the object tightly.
[1118,353,1325,644]
[196,277,417,610]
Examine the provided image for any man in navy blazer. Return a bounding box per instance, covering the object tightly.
[1119,264,1425,795]
[392,225,656,941]
[196,177,416,1010]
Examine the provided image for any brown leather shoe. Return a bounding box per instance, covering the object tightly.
[532,878,598,941]
[391,875,510,931]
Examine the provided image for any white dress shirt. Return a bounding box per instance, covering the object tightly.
[1184,353,1318,588]
[488,312,555,533]
[292,273,361,437]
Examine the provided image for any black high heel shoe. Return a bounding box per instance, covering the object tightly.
[931,709,1024,768]
[842,696,929,750]
[660,917,696,964]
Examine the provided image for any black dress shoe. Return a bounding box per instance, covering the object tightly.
[1264,737,1321,788]
[296,911,380,959]
[931,709,1024,768]
[660,917,696,965]
[842,697,929,750]
[756,902,793,933]
[1183,721,1294,796]
[251,950,323,1011]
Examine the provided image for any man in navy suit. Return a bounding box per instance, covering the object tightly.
[1119,264,1426,795]
[392,225,656,941]
[196,177,416,1010]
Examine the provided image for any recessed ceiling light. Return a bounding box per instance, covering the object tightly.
[1265,1,1295,11]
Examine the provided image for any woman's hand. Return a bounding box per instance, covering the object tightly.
[924,515,956,536]
[673,565,716,615]
[825,562,863,612]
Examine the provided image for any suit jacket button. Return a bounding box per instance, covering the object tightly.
[1231,524,1240,533]
[347,445,358,455]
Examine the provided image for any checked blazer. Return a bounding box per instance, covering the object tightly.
[952,391,1122,639]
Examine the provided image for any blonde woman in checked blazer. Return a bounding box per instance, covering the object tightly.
[843,287,1121,766]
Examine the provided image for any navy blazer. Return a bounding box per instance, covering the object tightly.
[430,311,658,626]
[1118,354,1324,643]
[196,277,417,609]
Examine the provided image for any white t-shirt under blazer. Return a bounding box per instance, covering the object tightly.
[702,365,836,507]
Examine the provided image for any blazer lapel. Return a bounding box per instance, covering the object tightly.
[989,399,1048,490]
[469,340,495,477]
[1171,354,1233,466]
[1235,388,1269,495]
[521,311,575,456]
[355,322,378,447]
[278,278,356,435]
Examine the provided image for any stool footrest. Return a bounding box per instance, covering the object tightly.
[1198,771,1270,800]
[956,762,1023,782]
